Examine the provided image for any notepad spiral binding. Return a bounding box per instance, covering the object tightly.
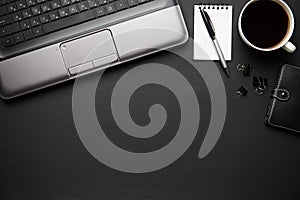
[198,3,229,10]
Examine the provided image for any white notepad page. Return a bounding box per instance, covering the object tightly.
[193,4,233,61]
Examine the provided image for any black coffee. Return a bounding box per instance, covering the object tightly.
[241,0,289,49]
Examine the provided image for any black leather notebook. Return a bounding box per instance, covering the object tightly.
[265,64,300,133]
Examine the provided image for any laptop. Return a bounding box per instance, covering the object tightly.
[0,0,188,99]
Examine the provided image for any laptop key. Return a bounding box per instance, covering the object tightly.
[0,6,7,16]
[0,15,12,27]
[61,0,71,6]
[43,10,95,33]
[20,19,31,29]
[49,10,59,20]
[41,3,51,13]
[58,7,70,18]
[94,6,105,17]
[16,0,26,9]
[31,6,42,15]
[78,2,88,11]
[97,0,107,5]
[32,26,43,37]
[51,0,61,9]
[68,4,79,15]
[30,17,40,27]
[22,9,33,19]
[115,0,126,11]
[26,0,36,6]
[39,14,50,23]
[87,0,98,8]
[2,35,14,47]
[0,23,21,37]
[12,11,23,22]
[105,3,115,14]
[13,32,24,43]
[6,3,17,13]
[23,29,33,40]
[127,0,137,7]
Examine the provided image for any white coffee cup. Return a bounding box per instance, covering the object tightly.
[238,0,296,53]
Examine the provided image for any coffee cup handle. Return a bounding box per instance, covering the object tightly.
[283,42,296,53]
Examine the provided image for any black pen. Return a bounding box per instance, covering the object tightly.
[200,8,230,77]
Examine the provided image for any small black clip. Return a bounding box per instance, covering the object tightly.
[236,86,248,97]
[253,76,260,88]
[237,64,252,76]
[243,64,252,76]
[253,76,268,95]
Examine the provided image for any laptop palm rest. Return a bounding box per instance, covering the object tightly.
[60,30,119,75]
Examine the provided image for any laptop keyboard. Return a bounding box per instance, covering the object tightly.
[0,0,153,48]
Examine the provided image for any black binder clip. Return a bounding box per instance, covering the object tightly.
[236,86,248,97]
[237,64,252,76]
[253,76,268,95]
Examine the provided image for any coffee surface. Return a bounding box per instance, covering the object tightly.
[241,0,289,49]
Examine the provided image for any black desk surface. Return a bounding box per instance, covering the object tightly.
[1,0,300,199]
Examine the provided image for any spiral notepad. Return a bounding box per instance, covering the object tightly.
[194,4,233,61]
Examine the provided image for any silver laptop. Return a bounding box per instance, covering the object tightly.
[0,0,188,99]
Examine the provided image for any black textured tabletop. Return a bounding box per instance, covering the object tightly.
[1,0,300,199]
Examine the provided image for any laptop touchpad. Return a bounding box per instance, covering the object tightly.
[60,30,118,73]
